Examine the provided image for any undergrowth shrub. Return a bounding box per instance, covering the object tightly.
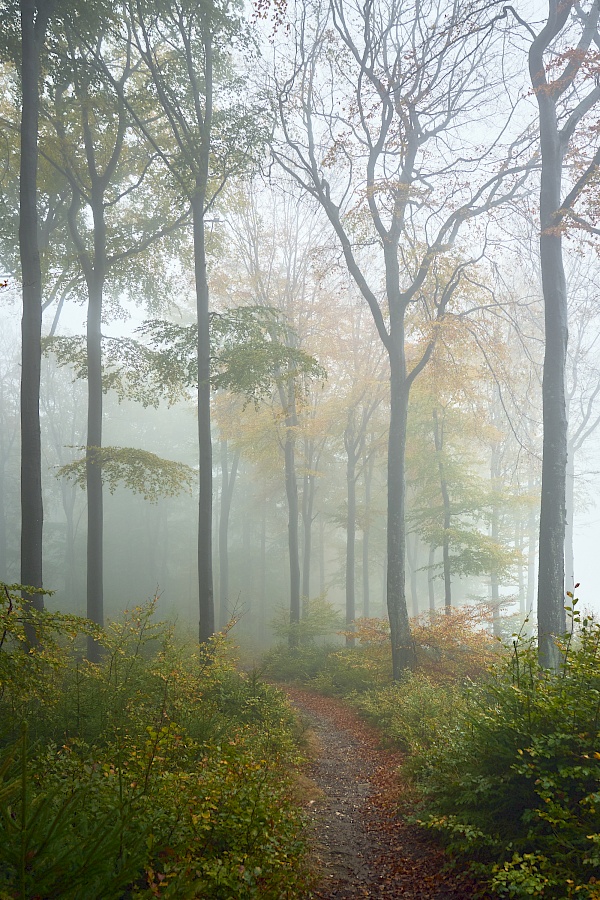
[0,586,308,899]
[350,673,467,756]
[416,608,600,899]
[264,604,497,695]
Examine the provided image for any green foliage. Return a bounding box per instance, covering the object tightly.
[138,308,326,403]
[0,584,101,736]
[270,596,343,646]
[264,607,496,695]
[263,597,345,685]
[43,336,189,408]
[350,674,467,756]
[0,593,309,899]
[0,727,143,900]
[56,446,194,502]
[44,306,325,410]
[414,610,600,899]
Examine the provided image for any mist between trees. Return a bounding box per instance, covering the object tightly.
[2,0,600,673]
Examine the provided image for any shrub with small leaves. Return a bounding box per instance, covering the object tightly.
[417,604,600,899]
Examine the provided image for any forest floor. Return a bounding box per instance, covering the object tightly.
[283,686,490,900]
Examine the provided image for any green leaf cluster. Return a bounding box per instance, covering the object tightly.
[44,305,325,408]
[56,446,194,502]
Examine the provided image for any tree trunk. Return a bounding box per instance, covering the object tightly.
[301,440,316,609]
[192,193,214,643]
[531,23,569,670]
[527,468,537,615]
[490,509,501,638]
[62,481,76,607]
[407,531,419,618]
[278,377,300,646]
[345,438,356,646]
[0,458,7,581]
[490,442,502,638]
[362,449,374,618]
[387,344,414,678]
[84,191,106,662]
[19,0,50,616]
[319,513,325,597]
[517,518,526,616]
[565,439,575,597]
[86,275,104,659]
[433,409,451,612]
[428,543,436,612]
[218,439,239,629]
[259,499,267,643]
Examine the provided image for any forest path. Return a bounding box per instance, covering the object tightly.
[282,686,487,900]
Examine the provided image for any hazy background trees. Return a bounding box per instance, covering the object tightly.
[2,0,600,671]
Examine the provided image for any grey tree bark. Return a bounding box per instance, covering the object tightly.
[19,0,54,617]
[520,0,600,667]
[432,409,452,612]
[218,439,240,629]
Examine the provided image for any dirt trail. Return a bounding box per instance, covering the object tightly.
[283,686,487,900]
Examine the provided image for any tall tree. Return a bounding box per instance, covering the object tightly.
[44,21,181,657]
[124,0,264,643]
[225,184,329,643]
[19,0,54,612]
[510,0,600,667]
[273,0,530,675]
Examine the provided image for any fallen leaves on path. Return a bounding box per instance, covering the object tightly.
[283,686,491,900]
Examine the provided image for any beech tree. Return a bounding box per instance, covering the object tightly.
[119,0,266,643]
[18,0,54,612]
[508,0,600,667]
[564,263,600,595]
[272,0,531,676]
[225,185,330,643]
[42,20,183,658]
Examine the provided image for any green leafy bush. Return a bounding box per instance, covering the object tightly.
[350,673,467,756]
[416,613,600,899]
[0,587,309,899]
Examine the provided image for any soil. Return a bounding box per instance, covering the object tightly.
[283,686,490,900]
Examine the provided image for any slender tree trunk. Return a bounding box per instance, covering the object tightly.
[301,450,315,609]
[192,193,214,643]
[345,440,356,645]
[62,481,76,607]
[319,513,325,597]
[565,439,575,597]
[527,468,537,615]
[428,543,436,612]
[531,26,569,670]
[218,439,239,629]
[85,192,106,662]
[362,450,374,618]
[0,458,7,581]
[387,341,414,677]
[433,409,451,612]
[490,442,502,638]
[244,515,254,604]
[86,278,104,658]
[278,377,300,646]
[490,509,501,637]
[407,531,419,618]
[285,429,300,644]
[517,519,526,616]
[259,499,267,643]
[19,0,51,616]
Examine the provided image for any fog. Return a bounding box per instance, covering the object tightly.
[2,0,600,660]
